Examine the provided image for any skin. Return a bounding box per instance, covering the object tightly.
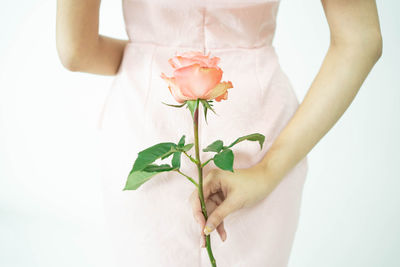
[56,0,383,248]
[191,0,383,247]
[56,0,128,75]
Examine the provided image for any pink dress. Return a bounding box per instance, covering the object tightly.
[97,0,309,266]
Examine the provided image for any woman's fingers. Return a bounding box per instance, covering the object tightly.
[216,220,227,242]
[203,195,239,236]
[189,171,221,226]
[207,194,227,242]
[190,190,205,226]
[201,231,206,247]
[200,197,226,246]
[190,183,228,245]
[190,191,207,247]
[201,219,226,247]
[192,165,278,242]
[190,170,235,244]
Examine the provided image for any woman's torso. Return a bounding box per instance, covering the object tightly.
[98,0,303,177]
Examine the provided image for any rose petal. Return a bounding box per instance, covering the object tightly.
[204,81,233,101]
[169,51,221,69]
[160,72,191,103]
[173,64,222,99]
[215,90,228,102]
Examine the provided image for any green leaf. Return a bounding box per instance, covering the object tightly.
[161,136,186,159]
[181,143,194,152]
[177,135,186,147]
[125,161,180,190]
[171,151,181,169]
[143,164,175,172]
[200,99,218,125]
[186,99,199,119]
[123,169,159,190]
[202,99,217,114]
[203,140,224,153]
[171,135,187,168]
[161,101,186,108]
[201,100,208,124]
[213,148,234,172]
[160,150,175,160]
[226,133,266,150]
[172,143,193,153]
[160,146,178,160]
[131,142,177,172]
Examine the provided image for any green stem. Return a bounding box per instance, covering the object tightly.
[193,100,217,267]
[183,151,199,164]
[201,158,213,168]
[174,169,198,187]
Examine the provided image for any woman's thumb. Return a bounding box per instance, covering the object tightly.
[203,197,237,235]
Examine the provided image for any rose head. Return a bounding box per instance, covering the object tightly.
[160,51,233,103]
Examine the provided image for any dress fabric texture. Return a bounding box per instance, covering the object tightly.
[97,0,309,266]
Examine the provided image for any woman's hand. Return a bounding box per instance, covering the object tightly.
[189,164,281,247]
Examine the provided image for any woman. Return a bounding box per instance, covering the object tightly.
[56,0,382,266]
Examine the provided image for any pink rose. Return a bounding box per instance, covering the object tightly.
[160,51,233,103]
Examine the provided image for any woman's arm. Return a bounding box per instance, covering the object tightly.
[257,0,383,180]
[192,0,383,240]
[56,0,128,75]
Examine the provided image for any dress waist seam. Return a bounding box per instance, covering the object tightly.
[125,40,275,51]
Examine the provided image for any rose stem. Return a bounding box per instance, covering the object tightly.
[193,100,217,267]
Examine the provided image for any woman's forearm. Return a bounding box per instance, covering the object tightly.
[257,41,382,182]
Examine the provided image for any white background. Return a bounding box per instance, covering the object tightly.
[0,0,398,266]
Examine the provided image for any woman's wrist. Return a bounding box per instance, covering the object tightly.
[256,139,298,186]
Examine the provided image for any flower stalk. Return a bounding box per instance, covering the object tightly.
[193,100,217,267]
[124,50,266,266]
[173,169,198,187]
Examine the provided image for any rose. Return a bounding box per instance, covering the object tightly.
[126,49,265,267]
[160,51,233,103]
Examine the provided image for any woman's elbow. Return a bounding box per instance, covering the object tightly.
[371,32,383,61]
[360,29,383,61]
[332,31,383,62]
[56,38,85,72]
[56,47,81,72]
[362,32,383,63]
